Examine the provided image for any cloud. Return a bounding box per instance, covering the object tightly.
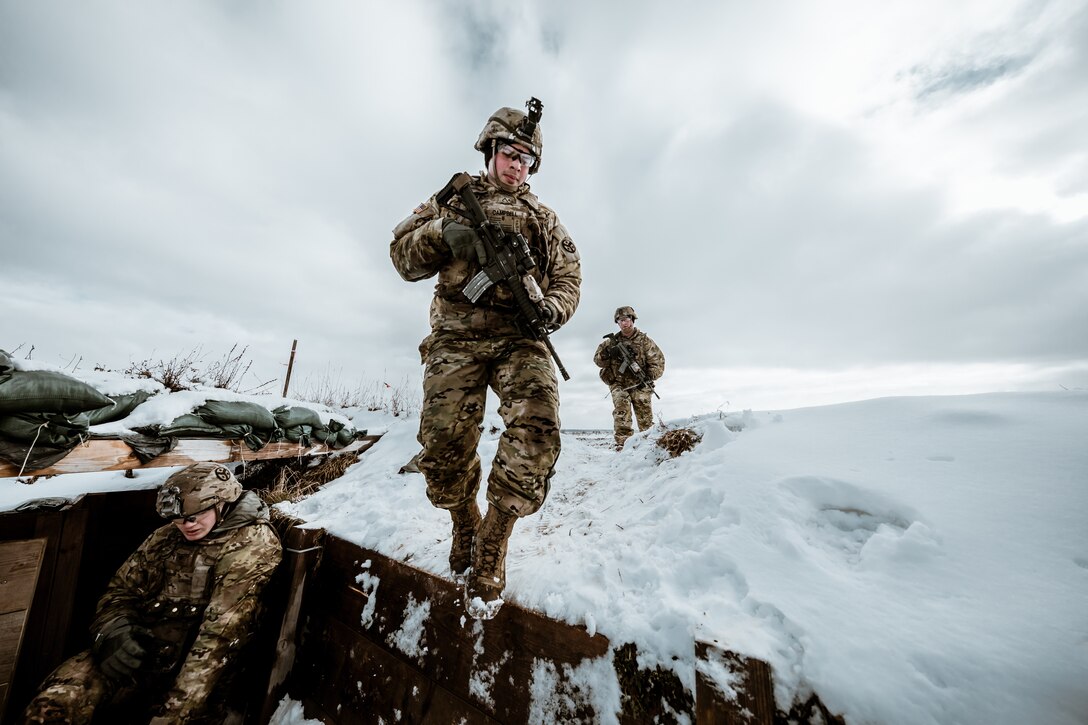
[2,0,1086,427]
[910,55,1033,100]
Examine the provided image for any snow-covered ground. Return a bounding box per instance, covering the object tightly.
[5,391,1086,724]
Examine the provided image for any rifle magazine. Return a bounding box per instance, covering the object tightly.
[463,271,494,303]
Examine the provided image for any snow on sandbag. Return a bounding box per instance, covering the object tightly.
[83,390,155,426]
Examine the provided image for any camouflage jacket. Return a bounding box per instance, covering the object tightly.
[594,329,666,388]
[91,491,282,722]
[390,172,581,342]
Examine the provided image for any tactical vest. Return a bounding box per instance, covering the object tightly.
[435,182,548,310]
[603,333,651,387]
[141,538,230,675]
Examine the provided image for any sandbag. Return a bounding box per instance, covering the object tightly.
[310,419,364,449]
[310,418,342,447]
[84,390,154,426]
[119,432,177,464]
[0,436,77,471]
[196,400,277,431]
[273,406,324,446]
[0,370,112,415]
[272,405,324,429]
[153,414,270,452]
[0,411,89,445]
[155,413,224,438]
[281,424,314,445]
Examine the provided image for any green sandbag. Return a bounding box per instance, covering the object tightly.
[0,370,112,415]
[281,424,314,445]
[196,400,277,431]
[0,350,14,377]
[0,412,90,446]
[157,414,225,438]
[155,416,266,452]
[84,390,154,426]
[310,427,337,446]
[272,405,324,429]
[310,421,361,449]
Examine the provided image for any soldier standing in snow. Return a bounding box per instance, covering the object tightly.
[390,99,581,619]
[594,306,666,449]
[24,462,282,725]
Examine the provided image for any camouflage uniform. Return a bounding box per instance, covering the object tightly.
[594,329,665,447]
[391,172,580,517]
[24,489,282,725]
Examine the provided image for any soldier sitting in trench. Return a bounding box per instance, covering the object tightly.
[23,462,283,725]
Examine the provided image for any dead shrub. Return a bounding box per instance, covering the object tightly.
[656,427,701,458]
[258,453,360,505]
[205,344,275,393]
[122,345,271,393]
[125,348,202,392]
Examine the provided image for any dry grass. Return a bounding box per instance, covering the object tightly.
[656,427,702,458]
[259,453,360,505]
[122,344,274,394]
[294,368,420,417]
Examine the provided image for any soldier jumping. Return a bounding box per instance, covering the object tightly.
[390,98,581,619]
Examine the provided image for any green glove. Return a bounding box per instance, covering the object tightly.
[443,222,485,263]
[93,618,150,683]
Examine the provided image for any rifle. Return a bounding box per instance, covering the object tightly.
[436,172,570,381]
[604,334,659,398]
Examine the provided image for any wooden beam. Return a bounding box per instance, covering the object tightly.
[0,539,46,616]
[0,538,45,724]
[258,522,326,725]
[0,435,382,478]
[695,639,775,725]
[294,615,500,725]
[298,535,612,723]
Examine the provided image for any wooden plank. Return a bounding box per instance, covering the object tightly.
[0,539,46,615]
[0,610,27,689]
[695,639,775,725]
[28,507,88,692]
[0,539,45,724]
[258,523,326,724]
[0,435,382,478]
[309,535,612,723]
[293,615,498,725]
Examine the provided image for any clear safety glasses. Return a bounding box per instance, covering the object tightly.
[497,143,537,169]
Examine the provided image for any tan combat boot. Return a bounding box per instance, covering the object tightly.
[465,506,517,620]
[448,500,481,582]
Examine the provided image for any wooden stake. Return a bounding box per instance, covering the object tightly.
[282,340,298,398]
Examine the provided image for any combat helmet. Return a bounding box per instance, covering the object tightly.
[156,462,242,519]
[614,306,637,322]
[474,97,544,174]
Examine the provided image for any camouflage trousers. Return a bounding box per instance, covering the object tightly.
[610,385,655,447]
[418,335,560,517]
[23,650,120,725]
[23,649,230,725]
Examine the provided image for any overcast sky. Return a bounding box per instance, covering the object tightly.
[2,0,1086,428]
